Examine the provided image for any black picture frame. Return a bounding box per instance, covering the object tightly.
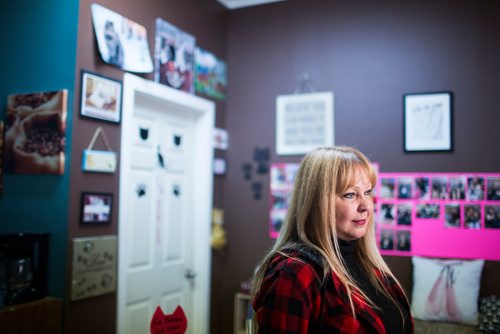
[403,91,453,152]
[80,192,113,224]
[80,69,122,124]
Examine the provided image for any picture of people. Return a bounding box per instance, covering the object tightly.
[155,18,196,93]
[4,90,68,174]
[486,177,500,200]
[416,203,441,219]
[396,230,411,251]
[431,177,448,199]
[81,192,113,224]
[485,205,500,229]
[380,178,395,198]
[397,204,412,225]
[91,4,153,73]
[397,177,413,199]
[270,210,286,235]
[444,203,460,227]
[464,204,481,229]
[380,229,394,250]
[415,177,430,200]
[449,176,466,200]
[194,47,227,99]
[379,203,395,223]
[467,176,485,200]
[375,172,500,259]
[270,163,299,189]
[270,191,290,210]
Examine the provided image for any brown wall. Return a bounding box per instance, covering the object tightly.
[63,0,500,333]
[66,1,228,333]
[215,0,500,333]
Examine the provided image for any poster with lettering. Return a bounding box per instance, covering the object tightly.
[275,92,334,155]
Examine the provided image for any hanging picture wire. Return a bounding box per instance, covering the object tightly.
[87,126,113,151]
[82,127,117,173]
[294,73,316,94]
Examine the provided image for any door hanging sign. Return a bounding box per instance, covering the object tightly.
[82,126,117,173]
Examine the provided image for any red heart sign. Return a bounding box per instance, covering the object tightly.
[150,305,188,334]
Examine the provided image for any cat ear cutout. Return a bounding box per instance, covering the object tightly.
[150,305,187,334]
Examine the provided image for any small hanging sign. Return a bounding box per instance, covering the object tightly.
[82,127,117,173]
[150,305,187,334]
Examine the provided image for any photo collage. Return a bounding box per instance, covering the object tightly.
[377,173,500,256]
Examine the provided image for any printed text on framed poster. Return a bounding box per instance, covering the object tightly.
[276,92,334,155]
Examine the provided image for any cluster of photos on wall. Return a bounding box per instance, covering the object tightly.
[269,164,500,258]
[376,173,500,256]
[91,3,227,98]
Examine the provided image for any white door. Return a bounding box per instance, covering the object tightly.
[118,74,214,334]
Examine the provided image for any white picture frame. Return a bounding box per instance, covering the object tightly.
[276,92,334,155]
[404,92,453,152]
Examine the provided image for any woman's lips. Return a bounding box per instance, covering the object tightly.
[353,219,367,225]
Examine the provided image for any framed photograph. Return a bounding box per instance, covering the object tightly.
[80,192,113,224]
[276,92,334,155]
[80,70,122,124]
[403,92,453,152]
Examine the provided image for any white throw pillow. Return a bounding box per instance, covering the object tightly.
[411,256,484,325]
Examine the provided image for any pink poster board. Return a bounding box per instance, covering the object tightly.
[269,164,500,260]
[377,173,500,260]
[269,163,299,239]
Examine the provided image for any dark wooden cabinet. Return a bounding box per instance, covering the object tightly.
[0,297,62,334]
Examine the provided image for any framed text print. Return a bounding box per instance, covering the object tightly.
[276,92,334,156]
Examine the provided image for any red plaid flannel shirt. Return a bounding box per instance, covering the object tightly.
[253,248,413,333]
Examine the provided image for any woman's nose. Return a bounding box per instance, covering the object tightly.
[358,201,367,212]
[358,196,372,212]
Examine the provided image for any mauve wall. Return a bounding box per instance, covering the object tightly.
[66,1,227,333]
[216,0,500,333]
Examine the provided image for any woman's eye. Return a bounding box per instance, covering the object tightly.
[364,189,373,196]
[343,192,356,199]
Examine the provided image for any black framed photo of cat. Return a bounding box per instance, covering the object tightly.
[80,69,122,124]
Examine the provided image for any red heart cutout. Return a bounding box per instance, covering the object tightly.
[150,305,187,334]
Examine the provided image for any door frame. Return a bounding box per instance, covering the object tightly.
[117,73,214,334]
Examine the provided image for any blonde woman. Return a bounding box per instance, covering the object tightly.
[252,146,413,333]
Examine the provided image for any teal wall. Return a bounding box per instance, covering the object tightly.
[0,0,79,297]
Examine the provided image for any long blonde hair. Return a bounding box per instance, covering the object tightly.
[252,146,407,326]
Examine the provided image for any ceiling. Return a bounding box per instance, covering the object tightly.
[217,0,286,10]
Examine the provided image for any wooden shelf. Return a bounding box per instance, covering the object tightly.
[0,297,62,334]
[234,292,251,334]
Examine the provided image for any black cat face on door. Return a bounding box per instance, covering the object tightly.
[173,184,181,197]
[173,134,182,147]
[139,127,149,140]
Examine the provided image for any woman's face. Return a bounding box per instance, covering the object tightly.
[334,171,374,241]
